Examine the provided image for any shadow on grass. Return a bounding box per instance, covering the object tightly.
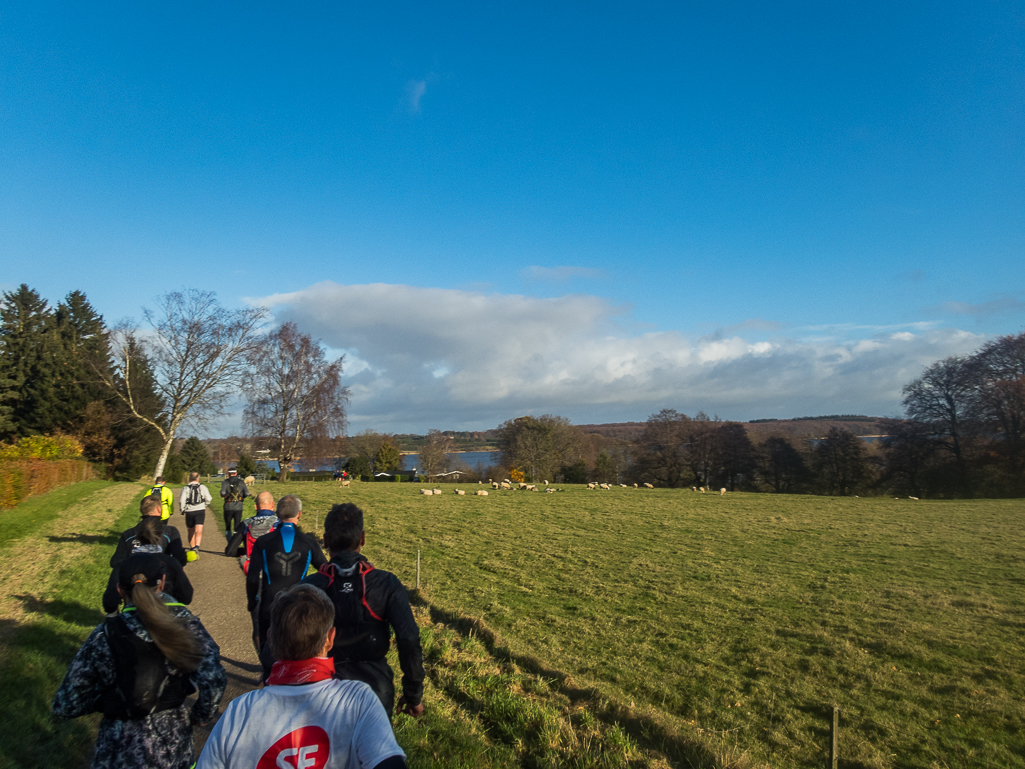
[0,618,100,769]
[414,594,721,768]
[47,531,121,547]
[14,594,106,628]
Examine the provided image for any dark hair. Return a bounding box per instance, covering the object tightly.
[323,503,363,553]
[154,476,165,484]
[276,494,302,521]
[140,496,162,517]
[137,515,166,546]
[189,472,200,482]
[269,584,334,661]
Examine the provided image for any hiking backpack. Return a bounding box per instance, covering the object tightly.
[316,560,389,662]
[225,477,244,504]
[185,484,204,507]
[101,613,195,719]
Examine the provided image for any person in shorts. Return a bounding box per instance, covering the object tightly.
[180,472,213,561]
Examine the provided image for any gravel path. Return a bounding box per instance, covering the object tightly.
[166,494,262,754]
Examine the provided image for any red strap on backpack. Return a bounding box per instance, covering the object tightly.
[317,561,383,621]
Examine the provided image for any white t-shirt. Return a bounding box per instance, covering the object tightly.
[180,483,213,513]
[196,678,404,769]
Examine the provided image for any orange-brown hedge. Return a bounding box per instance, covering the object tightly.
[0,459,96,510]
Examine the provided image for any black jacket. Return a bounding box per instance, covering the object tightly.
[303,551,424,707]
[102,553,193,614]
[109,520,188,570]
[246,523,326,614]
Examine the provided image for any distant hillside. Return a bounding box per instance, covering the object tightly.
[579,417,888,442]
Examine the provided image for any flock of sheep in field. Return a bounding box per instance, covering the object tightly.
[414,479,731,497]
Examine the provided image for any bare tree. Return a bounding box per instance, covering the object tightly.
[417,429,453,480]
[242,322,348,482]
[101,290,267,478]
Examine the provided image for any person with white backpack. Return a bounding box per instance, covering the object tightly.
[180,472,213,561]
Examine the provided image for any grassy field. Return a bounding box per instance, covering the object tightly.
[0,480,145,769]
[2,480,1023,768]
[275,481,1025,769]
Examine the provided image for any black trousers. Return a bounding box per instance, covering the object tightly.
[223,507,242,536]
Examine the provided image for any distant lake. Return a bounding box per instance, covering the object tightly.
[252,451,500,474]
[401,451,499,471]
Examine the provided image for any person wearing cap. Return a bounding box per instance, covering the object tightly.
[196,583,406,769]
[53,553,227,769]
[102,515,193,614]
[219,467,251,540]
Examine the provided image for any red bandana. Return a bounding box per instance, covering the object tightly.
[267,657,336,686]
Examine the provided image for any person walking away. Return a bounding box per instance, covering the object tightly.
[247,494,326,664]
[111,496,188,576]
[303,503,424,718]
[224,490,277,571]
[53,553,226,769]
[195,583,406,769]
[180,472,213,561]
[219,467,250,540]
[103,516,194,614]
[147,476,175,521]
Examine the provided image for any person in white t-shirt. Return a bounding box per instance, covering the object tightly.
[196,583,406,769]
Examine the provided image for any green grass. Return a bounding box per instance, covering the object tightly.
[4,480,1024,768]
[273,482,1025,768]
[0,480,116,549]
[0,482,145,769]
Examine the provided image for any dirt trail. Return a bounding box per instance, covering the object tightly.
[167,490,262,753]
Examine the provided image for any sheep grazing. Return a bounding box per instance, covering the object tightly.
[475,490,489,496]
[543,480,549,486]
[545,487,555,493]
[643,483,654,489]
[720,488,726,496]
[599,483,610,490]
[699,487,705,493]
[691,486,697,492]
[620,484,628,488]
[908,496,919,500]
[341,480,350,487]
[455,489,465,495]
[491,481,499,489]
[244,475,256,485]
[419,489,432,496]
[432,489,443,495]
[587,482,596,489]
[500,482,511,490]
[633,483,638,488]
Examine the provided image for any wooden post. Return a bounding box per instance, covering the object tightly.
[416,549,421,589]
[829,706,839,769]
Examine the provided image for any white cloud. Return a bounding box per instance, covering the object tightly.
[256,281,988,432]
[405,79,427,114]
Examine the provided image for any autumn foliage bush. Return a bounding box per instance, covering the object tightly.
[0,434,95,509]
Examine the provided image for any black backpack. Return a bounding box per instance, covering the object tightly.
[148,486,164,505]
[225,477,244,503]
[317,561,390,662]
[101,613,195,719]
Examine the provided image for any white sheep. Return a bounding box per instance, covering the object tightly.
[475,490,489,496]
[720,488,726,496]
[432,489,443,495]
[644,483,654,489]
[419,489,432,496]
[455,489,465,495]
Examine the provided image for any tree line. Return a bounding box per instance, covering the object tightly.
[0,285,349,483]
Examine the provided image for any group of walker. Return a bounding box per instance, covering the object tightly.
[52,468,424,769]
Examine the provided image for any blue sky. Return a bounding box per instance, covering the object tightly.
[2,1,1023,434]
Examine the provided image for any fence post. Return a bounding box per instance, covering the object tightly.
[829,706,839,769]
[416,549,421,590]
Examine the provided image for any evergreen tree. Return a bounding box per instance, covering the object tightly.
[52,290,110,427]
[178,436,216,475]
[0,284,55,437]
[374,441,402,474]
[236,453,258,477]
